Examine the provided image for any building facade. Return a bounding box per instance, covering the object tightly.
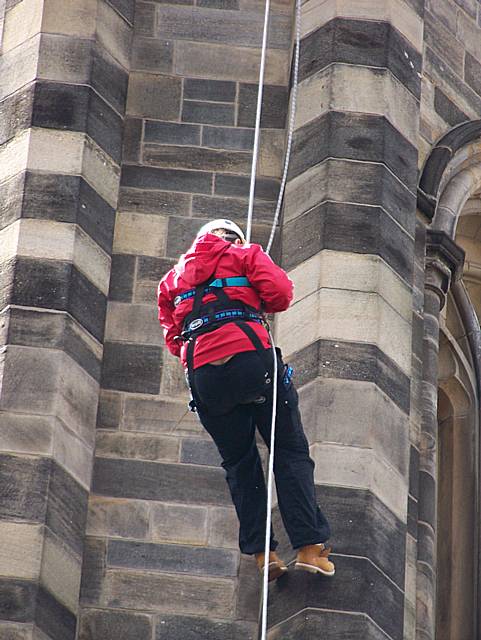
[0,0,480,638]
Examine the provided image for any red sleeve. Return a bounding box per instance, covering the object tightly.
[243,244,293,313]
[157,277,181,357]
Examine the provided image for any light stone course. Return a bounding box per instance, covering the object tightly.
[53,421,94,490]
[96,0,131,70]
[0,412,54,456]
[208,506,239,549]
[104,302,163,346]
[0,34,39,100]
[95,431,180,463]
[151,503,209,546]
[82,136,121,208]
[301,0,423,51]
[0,522,43,580]
[41,0,97,38]
[1,0,44,53]
[41,532,82,613]
[311,443,408,521]
[37,33,92,84]
[27,129,84,175]
[295,64,420,146]
[0,129,30,183]
[113,212,168,256]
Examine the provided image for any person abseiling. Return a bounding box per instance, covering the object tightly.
[157,219,334,580]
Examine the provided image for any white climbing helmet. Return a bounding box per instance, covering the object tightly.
[197,219,246,244]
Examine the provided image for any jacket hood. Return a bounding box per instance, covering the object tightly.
[174,233,232,286]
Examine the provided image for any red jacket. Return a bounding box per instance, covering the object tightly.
[157,233,293,368]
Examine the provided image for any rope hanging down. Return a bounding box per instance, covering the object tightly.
[244,0,301,638]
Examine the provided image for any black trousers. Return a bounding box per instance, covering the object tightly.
[193,349,330,555]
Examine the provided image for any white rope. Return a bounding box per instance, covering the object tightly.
[243,2,301,639]
[246,0,271,244]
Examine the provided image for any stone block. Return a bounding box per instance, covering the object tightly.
[45,460,89,555]
[123,397,199,435]
[424,10,464,77]
[35,585,77,640]
[235,555,259,622]
[104,301,162,345]
[32,81,88,133]
[78,609,152,640]
[0,454,49,523]
[435,86,469,126]
[42,0,97,37]
[143,144,251,173]
[96,390,122,429]
[174,40,289,84]
[144,120,200,146]
[0,522,43,580]
[113,211,168,256]
[101,342,162,394]
[2,0,42,53]
[53,422,94,490]
[95,431,180,463]
[208,506,239,549]
[0,131,30,185]
[38,34,91,85]
[465,52,481,98]
[238,83,288,129]
[121,165,213,194]
[137,255,175,280]
[202,126,254,151]
[184,78,236,102]
[121,117,141,163]
[87,90,123,163]
[151,502,208,545]
[81,136,121,209]
[0,578,36,623]
[0,172,25,231]
[40,531,82,613]
[107,540,239,577]
[108,253,135,302]
[182,100,235,126]
[215,174,279,200]
[103,569,236,616]
[0,84,34,146]
[91,457,231,505]
[159,347,188,396]
[155,615,255,640]
[132,37,173,73]
[134,1,156,36]
[91,43,129,115]
[86,495,150,538]
[457,9,481,60]
[118,187,191,216]
[192,195,274,223]
[127,73,181,120]
[78,537,107,605]
[180,438,221,466]
[0,412,54,457]
[108,0,135,23]
[96,0,132,69]
[0,622,32,640]
[0,35,39,100]
[165,215,197,256]
[155,5,290,48]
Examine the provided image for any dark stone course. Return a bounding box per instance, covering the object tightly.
[137,256,176,280]
[91,457,231,505]
[91,44,129,115]
[35,587,77,640]
[0,172,25,231]
[202,126,254,151]
[409,444,420,500]
[118,187,191,216]
[183,78,236,102]
[132,37,173,73]
[180,438,222,466]
[0,579,36,623]
[434,87,469,126]
[289,111,418,191]
[166,215,200,257]
[79,608,152,640]
[424,11,464,77]
[418,470,436,528]
[197,0,239,8]
[0,83,33,145]
[5,307,101,382]
[69,266,108,342]
[79,538,107,605]
[289,338,410,415]
[237,83,288,129]
[192,195,274,223]
[107,0,135,23]
[465,52,481,98]
[0,454,49,522]
[268,609,389,640]
[416,521,434,566]
[101,342,162,394]
[85,89,123,162]
[215,174,279,201]
[155,615,254,640]
[96,390,122,429]
[77,179,116,254]
[32,82,89,132]
[143,144,251,174]
[267,558,403,640]
[45,460,89,556]
[182,100,235,126]
[134,2,156,37]
[412,310,424,360]
[407,495,418,538]
[108,254,135,302]
[235,555,260,622]
[300,18,422,97]
[122,118,142,162]
[107,540,238,577]
[283,201,414,286]
[121,165,213,194]
[144,120,201,146]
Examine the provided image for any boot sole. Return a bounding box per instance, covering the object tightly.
[259,562,288,582]
[294,562,335,577]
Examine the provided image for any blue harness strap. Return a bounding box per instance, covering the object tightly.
[174,276,251,307]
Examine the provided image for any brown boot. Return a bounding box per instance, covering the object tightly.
[295,544,335,576]
[255,551,288,582]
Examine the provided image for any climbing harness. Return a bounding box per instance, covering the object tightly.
[173,276,251,307]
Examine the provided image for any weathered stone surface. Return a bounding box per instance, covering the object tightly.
[155,615,254,640]
[0,172,24,231]
[0,522,43,580]
[144,121,200,146]
[118,187,191,216]
[215,174,279,200]
[269,609,389,639]
[103,569,236,617]
[184,78,236,102]
[465,52,481,98]
[434,87,469,126]
[79,538,107,605]
[105,301,162,345]
[0,622,32,640]
[151,503,209,545]
[91,44,129,115]
[123,397,199,435]
[121,165,213,194]
[91,457,231,504]
[96,0,132,69]
[0,578,36,623]
[132,37,173,73]
[41,0,97,38]
[208,506,239,549]
[107,540,239,577]
[108,253,135,302]
[182,100,235,126]
[127,73,181,120]
[113,211,167,256]
[202,126,254,151]
[0,84,34,145]
[40,530,82,613]
[143,144,251,173]
[96,390,122,429]
[0,34,38,101]
[0,412,54,457]
[86,496,150,539]
[35,585,76,640]
[424,10,464,77]
[133,1,155,36]
[180,438,222,466]
[192,195,273,222]
[101,341,162,394]
[32,81,89,132]
[237,83,288,129]
[0,454,49,522]
[95,431,179,462]
[108,0,135,24]
[78,608,152,640]
[38,34,92,85]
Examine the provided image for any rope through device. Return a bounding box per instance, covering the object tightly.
[244,0,301,638]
